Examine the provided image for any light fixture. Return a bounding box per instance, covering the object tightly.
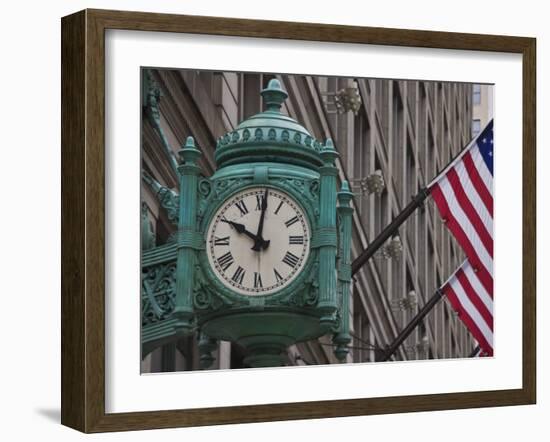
[376,236,403,260]
[321,80,362,115]
[406,290,418,310]
[390,290,418,312]
[350,169,385,196]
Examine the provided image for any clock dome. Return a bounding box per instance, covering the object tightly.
[214,79,324,171]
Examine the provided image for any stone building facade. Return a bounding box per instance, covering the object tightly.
[141,69,477,372]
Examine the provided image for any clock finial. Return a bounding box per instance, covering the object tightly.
[178,136,201,165]
[320,138,339,165]
[261,79,289,112]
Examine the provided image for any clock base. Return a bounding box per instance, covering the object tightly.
[200,309,332,368]
[242,342,289,368]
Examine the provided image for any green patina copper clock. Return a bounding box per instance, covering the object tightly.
[205,186,311,296]
[142,78,354,368]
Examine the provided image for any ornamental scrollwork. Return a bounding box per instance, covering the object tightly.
[270,177,320,221]
[302,260,320,307]
[198,178,212,198]
[309,179,320,197]
[141,262,177,326]
[193,265,232,311]
[157,187,179,224]
[274,260,319,307]
[213,177,251,199]
[197,178,213,221]
[309,180,321,218]
[192,264,210,310]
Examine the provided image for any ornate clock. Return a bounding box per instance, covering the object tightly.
[205,187,311,296]
[143,78,354,368]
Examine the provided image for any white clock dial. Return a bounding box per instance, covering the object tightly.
[206,187,311,296]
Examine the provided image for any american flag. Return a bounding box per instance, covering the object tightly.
[472,346,490,358]
[441,260,493,355]
[429,120,494,355]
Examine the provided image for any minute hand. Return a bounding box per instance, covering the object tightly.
[252,188,270,251]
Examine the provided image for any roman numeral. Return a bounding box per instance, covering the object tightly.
[284,216,299,228]
[273,268,283,283]
[289,235,304,244]
[274,200,284,215]
[234,200,249,216]
[254,272,263,288]
[231,266,246,285]
[217,251,234,272]
[255,195,264,210]
[282,251,300,268]
[214,236,230,246]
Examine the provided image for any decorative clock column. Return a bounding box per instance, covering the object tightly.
[173,136,202,336]
[333,180,354,361]
[141,79,355,367]
[317,139,339,328]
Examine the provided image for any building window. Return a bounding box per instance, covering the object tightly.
[353,295,364,363]
[473,84,481,105]
[406,136,416,201]
[472,119,481,138]
[376,80,389,144]
[392,82,404,203]
[374,154,385,235]
[353,108,371,221]
[427,125,435,180]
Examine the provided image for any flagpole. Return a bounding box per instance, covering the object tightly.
[351,130,480,277]
[380,289,444,361]
[469,345,481,358]
[380,289,488,361]
[354,121,496,277]
[351,187,430,276]
[350,119,494,360]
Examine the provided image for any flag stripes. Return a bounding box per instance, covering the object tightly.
[446,168,493,254]
[430,184,493,294]
[442,260,494,355]
[430,120,494,355]
[430,120,494,291]
[462,150,493,214]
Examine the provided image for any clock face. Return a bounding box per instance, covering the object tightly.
[205,187,311,296]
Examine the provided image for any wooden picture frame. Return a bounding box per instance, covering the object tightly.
[61,8,536,433]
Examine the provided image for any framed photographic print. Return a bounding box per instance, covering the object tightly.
[61,9,536,433]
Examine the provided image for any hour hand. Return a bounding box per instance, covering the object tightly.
[252,238,270,252]
[221,219,258,242]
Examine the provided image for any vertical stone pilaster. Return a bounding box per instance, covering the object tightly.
[173,136,202,336]
[333,181,354,362]
[317,139,339,328]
